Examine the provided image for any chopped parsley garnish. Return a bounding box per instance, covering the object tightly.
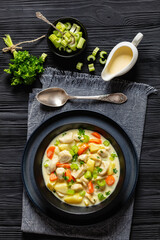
[62,132,67,136]
[63,175,69,181]
[72,154,78,162]
[96,167,103,173]
[95,185,100,189]
[105,191,111,196]
[78,128,85,136]
[80,160,85,165]
[113,168,118,174]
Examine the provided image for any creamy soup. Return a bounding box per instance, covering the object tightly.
[42,129,120,207]
[107,46,133,75]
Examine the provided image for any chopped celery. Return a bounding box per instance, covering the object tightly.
[110,153,118,161]
[79,190,86,197]
[49,34,57,44]
[41,53,47,62]
[72,145,79,154]
[100,50,107,58]
[77,37,86,49]
[97,179,106,187]
[83,135,90,143]
[88,63,95,72]
[71,163,79,170]
[70,23,80,33]
[44,160,49,168]
[92,47,99,57]
[59,46,66,51]
[76,62,83,71]
[99,58,107,65]
[61,39,68,47]
[54,38,61,48]
[53,30,62,38]
[74,32,82,41]
[54,140,60,146]
[84,170,92,179]
[64,31,71,39]
[65,22,72,30]
[67,189,75,195]
[68,42,77,51]
[103,140,110,146]
[87,55,96,62]
[66,47,72,53]
[56,22,66,32]
[70,149,75,156]
[98,193,106,201]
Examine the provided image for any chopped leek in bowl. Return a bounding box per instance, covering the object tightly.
[47,17,88,58]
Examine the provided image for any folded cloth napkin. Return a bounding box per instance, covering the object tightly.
[21,67,157,240]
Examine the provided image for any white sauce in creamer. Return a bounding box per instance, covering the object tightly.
[42,129,120,207]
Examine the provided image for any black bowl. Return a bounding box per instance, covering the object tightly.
[47,17,88,58]
[22,110,138,225]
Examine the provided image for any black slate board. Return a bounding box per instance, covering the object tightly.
[0,0,160,240]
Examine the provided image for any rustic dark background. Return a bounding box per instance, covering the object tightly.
[0,0,160,239]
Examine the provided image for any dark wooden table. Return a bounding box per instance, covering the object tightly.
[0,1,160,239]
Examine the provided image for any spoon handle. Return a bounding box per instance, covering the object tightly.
[69,93,127,104]
[36,12,63,34]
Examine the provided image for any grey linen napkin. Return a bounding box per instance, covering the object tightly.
[21,67,157,240]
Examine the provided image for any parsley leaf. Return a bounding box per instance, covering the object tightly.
[78,128,85,136]
[113,168,118,174]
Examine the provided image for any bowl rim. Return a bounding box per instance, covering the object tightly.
[47,17,88,58]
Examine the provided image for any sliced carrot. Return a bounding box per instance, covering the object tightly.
[105,175,115,186]
[89,139,102,144]
[49,172,58,182]
[47,146,56,160]
[78,143,89,155]
[65,169,75,182]
[87,181,94,194]
[91,132,101,139]
[56,162,71,168]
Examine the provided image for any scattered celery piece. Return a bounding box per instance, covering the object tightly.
[72,145,79,154]
[44,160,49,168]
[97,179,106,187]
[67,189,75,195]
[54,140,60,146]
[98,193,106,201]
[92,47,99,57]
[100,50,107,58]
[79,190,86,197]
[87,55,96,62]
[41,53,47,62]
[103,140,110,146]
[84,170,92,179]
[77,37,86,49]
[88,63,95,72]
[99,58,107,65]
[71,163,79,170]
[76,62,83,71]
[83,135,90,143]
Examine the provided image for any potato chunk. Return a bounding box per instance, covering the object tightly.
[89,143,100,153]
[64,194,83,204]
[107,162,115,175]
[86,159,95,172]
[54,182,68,194]
[47,181,56,191]
[58,144,70,151]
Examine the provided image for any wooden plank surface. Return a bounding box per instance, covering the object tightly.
[0,0,160,239]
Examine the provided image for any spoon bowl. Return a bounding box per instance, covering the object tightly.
[36,87,127,107]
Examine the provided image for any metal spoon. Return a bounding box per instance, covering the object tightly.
[36,87,127,107]
[36,12,75,44]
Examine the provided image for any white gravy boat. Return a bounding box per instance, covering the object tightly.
[101,32,143,81]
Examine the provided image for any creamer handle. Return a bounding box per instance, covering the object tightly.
[132,32,143,47]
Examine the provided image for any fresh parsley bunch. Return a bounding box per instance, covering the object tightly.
[3,35,47,86]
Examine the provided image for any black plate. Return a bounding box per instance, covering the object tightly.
[47,17,88,58]
[22,110,138,225]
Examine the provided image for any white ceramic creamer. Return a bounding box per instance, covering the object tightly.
[101,33,143,81]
